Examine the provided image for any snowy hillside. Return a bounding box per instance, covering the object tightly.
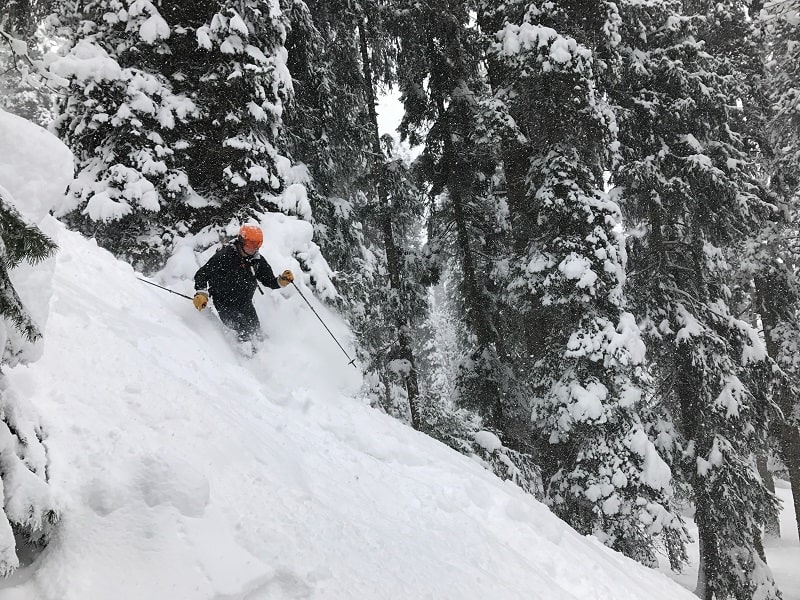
[0,113,707,600]
[0,222,703,600]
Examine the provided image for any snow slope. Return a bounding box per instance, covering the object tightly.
[0,108,703,598]
[0,223,704,600]
[767,483,800,600]
[662,482,800,600]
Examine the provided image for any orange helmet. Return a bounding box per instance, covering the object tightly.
[238,224,263,254]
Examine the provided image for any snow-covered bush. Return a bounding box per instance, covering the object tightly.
[0,108,69,576]
[0,188,60,576]
[0,378,59,576]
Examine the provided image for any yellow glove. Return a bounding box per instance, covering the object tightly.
[193,291,208,310]
[278,269,294,287]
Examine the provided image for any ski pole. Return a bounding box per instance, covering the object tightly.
[291,281,357,368]
[137,277,193,300]
[249,264,264,295]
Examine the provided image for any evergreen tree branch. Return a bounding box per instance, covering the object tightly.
[0,191,57,269]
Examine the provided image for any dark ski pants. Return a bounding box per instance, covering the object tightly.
[215,301,262,342]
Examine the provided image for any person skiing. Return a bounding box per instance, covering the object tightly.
[192,224,294,343]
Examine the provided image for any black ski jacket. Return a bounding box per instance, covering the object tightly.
[194,243,280,308]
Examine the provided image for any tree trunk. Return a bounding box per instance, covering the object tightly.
[695,529,709,600]
[358,20,421,430]
[777,417,800,540]
[478,9,541,363]
[694,496,717,600]
[755,274,800,541]
[449,177,495,351]
[675,336,718,599]
[757,452,781,539]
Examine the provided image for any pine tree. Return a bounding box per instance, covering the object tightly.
[49,0,199,269]
[756,0,800,542]
[0,194,56,347]
[276,0,373,340]
[387,0,520,441]
[50,0,298,270]
[282,0,373,209]
[0,0,59,124]
[281,0,372,301]
[611,0,781,595]
[0,185,59,576]
[165,0,296,216]
[354,8,432,429]
[480,0,685,563]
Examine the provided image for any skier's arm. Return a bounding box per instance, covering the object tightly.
[192,251,224,311]
[194,249,224,292]
[255,257,281,289]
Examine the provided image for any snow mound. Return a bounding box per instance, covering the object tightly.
[0,109,71,364]
[0,109,72,222]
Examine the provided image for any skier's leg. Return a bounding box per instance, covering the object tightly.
[216,303,261,342]
[239,303,263,342]
[215,304,247,341]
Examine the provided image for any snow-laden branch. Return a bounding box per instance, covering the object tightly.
[0,28,67,93]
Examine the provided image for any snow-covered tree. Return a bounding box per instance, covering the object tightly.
[481,1,684,563]
[168,0,295,215]
[282,0,373,212]
[50,0,297,270]
[0,0,60,124]
[347,135,428,428]
[281,0,371,307]
[280,0,415,423]
[755,0,800,543]
[611,0,781,595]
[49,0,195,268]
[387,0,521,443]
[0,184,59,576]
[0,195,55,352]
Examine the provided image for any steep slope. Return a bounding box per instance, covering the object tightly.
[0,223,699,600]
[0,108,700,599]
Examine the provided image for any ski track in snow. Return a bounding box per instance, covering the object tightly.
[0,225,712,600]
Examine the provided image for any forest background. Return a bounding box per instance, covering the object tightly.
[1,1,800,598]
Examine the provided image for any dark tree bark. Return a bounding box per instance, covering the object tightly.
[358,19,421,430]
[757,452,781,539]
[756,273,800,542]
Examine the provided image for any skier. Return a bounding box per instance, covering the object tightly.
[192,224,294,344]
